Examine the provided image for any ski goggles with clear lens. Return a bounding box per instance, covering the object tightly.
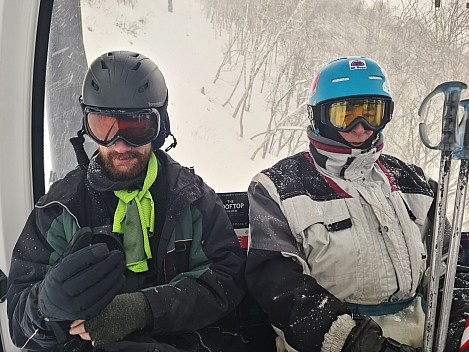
[83,107,160,147]
[322,98,389,132]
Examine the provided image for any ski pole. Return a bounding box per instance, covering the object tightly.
[419,81,467,352]
[436,98,469,351]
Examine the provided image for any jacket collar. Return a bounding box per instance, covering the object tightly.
[307,127,384,180]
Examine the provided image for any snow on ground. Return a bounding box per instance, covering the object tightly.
[81,0,282,192]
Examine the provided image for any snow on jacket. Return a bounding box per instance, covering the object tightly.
[245,134,469,351]
[7,150,246,351]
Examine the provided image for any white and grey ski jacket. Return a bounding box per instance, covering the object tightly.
[245,133,469,351]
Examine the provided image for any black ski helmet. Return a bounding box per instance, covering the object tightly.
[81,51,174,150]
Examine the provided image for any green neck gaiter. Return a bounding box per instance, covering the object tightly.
[113,152,157,272]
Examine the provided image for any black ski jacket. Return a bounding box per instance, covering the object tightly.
[7,150,246,351]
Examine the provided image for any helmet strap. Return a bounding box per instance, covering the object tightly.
[70,129,90,170]
[164,133,178,152]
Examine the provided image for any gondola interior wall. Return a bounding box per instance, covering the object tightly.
[0,1,41,351]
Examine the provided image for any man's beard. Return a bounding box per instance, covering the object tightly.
[99,149,151,181]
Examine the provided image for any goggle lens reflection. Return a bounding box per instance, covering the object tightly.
[327,99,386,131]
[84,108,160,147]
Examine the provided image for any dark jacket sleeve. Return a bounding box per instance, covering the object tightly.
[142,183,246,335]
[445,265,469,352]
[245,179,348,351]
[6,208,80,350]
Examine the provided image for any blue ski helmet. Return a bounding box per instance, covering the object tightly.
[308,56,392,107]
[307,57,394,148]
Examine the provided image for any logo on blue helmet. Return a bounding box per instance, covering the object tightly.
[349,59,367,70]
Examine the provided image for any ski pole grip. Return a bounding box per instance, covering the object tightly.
[454,99,469,160]
[418,81,467,151]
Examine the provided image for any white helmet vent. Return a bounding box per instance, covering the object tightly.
[332,77,349,83]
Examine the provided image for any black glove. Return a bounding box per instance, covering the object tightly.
[85,292,153,346]
[342,317,422,352]
[38,242,125,321]
[62,226,125,257]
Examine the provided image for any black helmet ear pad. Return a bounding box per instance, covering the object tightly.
[79,95,85,112]
[152,93,170,150]
[310,105,322,130]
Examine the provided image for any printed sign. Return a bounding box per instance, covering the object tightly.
[218,192,249,249]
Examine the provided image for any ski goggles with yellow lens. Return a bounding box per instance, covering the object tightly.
[83,107,160,147]
[321,98,391,132]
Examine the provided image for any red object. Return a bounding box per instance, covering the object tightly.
[238,236,248,249]
[460,317,469,351]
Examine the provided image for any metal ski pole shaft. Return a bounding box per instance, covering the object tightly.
[436,100,469,352]
[436,160,469,350]
[423,150,452,351]
[435,99,469,351]
[419,81,467,352]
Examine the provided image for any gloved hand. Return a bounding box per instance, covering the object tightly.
[38,242,125,321]
[85,292,153,346]
[63,226,125,257]
[342,317,422,352]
